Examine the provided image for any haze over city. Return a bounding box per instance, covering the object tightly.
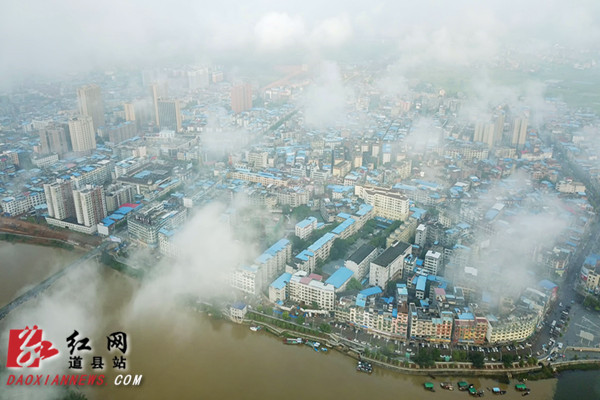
[1,1,600,399]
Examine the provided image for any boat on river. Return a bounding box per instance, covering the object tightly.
[491,387,506,395]
[356,360,372,374]
[440,382,454,390]
[283,337,304,345]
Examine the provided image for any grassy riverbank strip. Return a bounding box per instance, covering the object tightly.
[0,232,75,250]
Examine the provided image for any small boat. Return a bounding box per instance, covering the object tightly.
[321,347,328,352]
[283,338,303,345]
[515,384,529,392]
[522,392,530,397]
[491,387,506,395]
[424,382,435,392]
[440,382,454,391]
[357,360,373,374]
[458,381,470,391]
[249,326,261,332]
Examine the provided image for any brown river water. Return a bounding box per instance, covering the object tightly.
[0,242,557,399]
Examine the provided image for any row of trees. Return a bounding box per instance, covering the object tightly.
[368,220,403,248]
[248,312,322,336]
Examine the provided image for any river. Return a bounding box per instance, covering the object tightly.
[0,242,82,308]
[0,242,586,400]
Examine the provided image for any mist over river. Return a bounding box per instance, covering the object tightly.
[0,242,578,400]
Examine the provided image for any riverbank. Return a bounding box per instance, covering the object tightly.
[0,231,76,250]
[0,216,101,250]
[223,307,600,381]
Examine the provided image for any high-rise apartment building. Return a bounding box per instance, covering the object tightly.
[124,103,136,122]
[150,82,169,125]
[231,84,252,114]
[77,84,105,132]
[68,116,97,154]
[73,185,108,227]
[39,123,71,156]
[512,116,528,147]
[474,122,496,149]
[424,250,442,275]
[157,99,182,132]
[44,179,76,220]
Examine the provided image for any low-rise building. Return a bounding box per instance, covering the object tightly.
[269,272,292,303]
[369,241,411,289]
[295,216,318,240]
[355,185,410,221]
[345,244,378,281]
[452,313,488,345]
[324,267,354,292]
[231,265,260,295]
[289,271,335,311]
[486,312,540,344]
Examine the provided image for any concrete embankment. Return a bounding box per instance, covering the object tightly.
[232,315,600,377]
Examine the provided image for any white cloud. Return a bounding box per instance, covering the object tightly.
[310,15,352,48]
[302,61,349,128]
[254,12,306,51]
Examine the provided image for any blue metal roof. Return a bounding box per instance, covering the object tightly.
[325,267,354,289]
[296,249,314,261]
[331,218,355,235]
[336,212,353,220]
[308,233,336,252]
[538,279,558,290]
[116,206,134,215]
[296,216,317,229]
[416,275,427,292]
[359,286,382,297]
[271,272,292,290]
[256,238,290,264]
[355,204,373,216]
[356,294,367,307]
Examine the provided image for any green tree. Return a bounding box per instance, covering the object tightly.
[413,347,439,367]
[583,296,600,311]
[468,351,485,368]
[362,219,377,235]
[319,323,332,333]
[291,205,311,221]
[347,277,363,291]
[282,311,291,320]
[452,350,467,361]
[296,315,305,325]
[528,357,538,366]
[290,235,308,252]
[330,238,350,260]
[502,354,514,368]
